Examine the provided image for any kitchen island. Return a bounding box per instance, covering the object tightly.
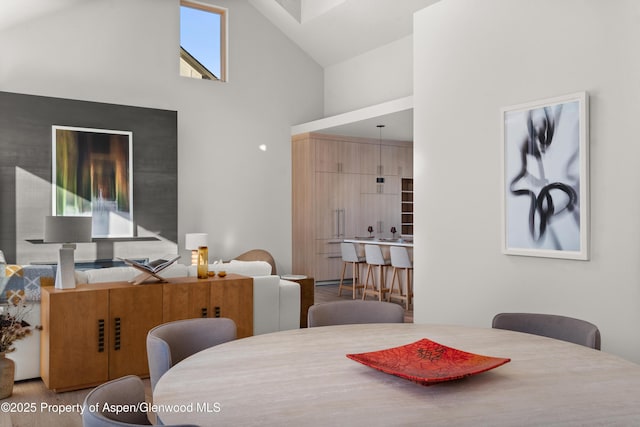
[343,237,414,248]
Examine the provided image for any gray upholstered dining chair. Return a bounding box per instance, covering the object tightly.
[82,375,199,427]
[307,300,405,327]
[492,312,601,350]
[146,317,237,391]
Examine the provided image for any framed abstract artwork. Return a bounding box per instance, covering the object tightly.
[52,125,133,238]
[501,92,589,260]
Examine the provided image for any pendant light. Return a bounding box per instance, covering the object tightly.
[376,125,385,184]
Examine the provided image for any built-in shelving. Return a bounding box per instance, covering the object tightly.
[401,178,413,236]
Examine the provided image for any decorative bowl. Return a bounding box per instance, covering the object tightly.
[347,338,510,386]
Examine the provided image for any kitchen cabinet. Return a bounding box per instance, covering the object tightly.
[315,138,361,173]
[315,172,360,239]
[293,132,412,282]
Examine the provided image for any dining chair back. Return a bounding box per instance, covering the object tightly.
[308,300,404,327]
[492,312,601,350]
[338,242,365,299]
[82,375,200,427]
[147,317,237,391]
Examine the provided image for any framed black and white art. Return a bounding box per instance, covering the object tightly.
[501,92,589,260]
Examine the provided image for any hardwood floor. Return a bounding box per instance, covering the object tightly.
[2,283,412,426]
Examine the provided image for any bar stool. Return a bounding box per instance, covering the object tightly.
[388,246,413,310]
[338,242,365,299]
[362,244,391,302]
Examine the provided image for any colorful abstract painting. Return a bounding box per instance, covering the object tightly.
[52,126,133,238]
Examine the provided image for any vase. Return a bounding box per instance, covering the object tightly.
[0,353,15,399]
[197,246,209,279]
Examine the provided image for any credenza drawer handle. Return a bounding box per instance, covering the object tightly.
[98,319,105,353]
[114,317,121,351]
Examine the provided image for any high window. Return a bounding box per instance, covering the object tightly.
[180,1,227,81]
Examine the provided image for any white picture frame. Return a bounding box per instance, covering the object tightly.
[501,92,589,260]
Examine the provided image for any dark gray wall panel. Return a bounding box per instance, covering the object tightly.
[0,91,177,263]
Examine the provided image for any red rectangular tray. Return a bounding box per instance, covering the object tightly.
[347,338,510,385]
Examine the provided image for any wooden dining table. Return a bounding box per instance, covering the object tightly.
[153,323,640,426]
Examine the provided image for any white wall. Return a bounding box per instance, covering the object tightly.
[0,0,324,273]
[324,35,413,116]
[413,0,640,362]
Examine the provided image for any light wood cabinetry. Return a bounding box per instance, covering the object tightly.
[40,286,110,392]
[315,172,360,239]
[41,275,253,392]
[108,285,164,380]
[315,138,361,173]
[293,132,412,282]
[161,275,253,338]
[162,279,210,321]
[208,276,253,338]
[40,282,162,392]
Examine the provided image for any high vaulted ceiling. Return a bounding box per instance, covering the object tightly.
[249,0,439,67]
[2,0,439,68]
[0,0,435,140]
[0,0,89,31]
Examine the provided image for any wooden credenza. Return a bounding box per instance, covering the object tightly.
[40,274,253,392]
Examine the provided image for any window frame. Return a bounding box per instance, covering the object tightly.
[180,0,228,82]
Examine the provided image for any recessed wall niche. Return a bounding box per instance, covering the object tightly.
[0,91,177,264]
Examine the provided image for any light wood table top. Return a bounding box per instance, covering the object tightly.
[153,323,640,426]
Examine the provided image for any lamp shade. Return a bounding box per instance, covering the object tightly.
[44,216,93,243]
[185,233,208,250]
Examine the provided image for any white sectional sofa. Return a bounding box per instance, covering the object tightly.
[8,260,300,381]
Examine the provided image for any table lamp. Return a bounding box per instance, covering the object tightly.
[44,216,93,289]
[185,233,208,265]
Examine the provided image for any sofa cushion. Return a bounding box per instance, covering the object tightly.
[278,279,301,331]
[84,267,138,283]
[82,264,189,284]
[187,260,272,278]
[1,265,55,302]
[252,275,281,335]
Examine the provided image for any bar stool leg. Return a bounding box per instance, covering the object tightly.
[377,265,384,301]
[388,266,410,309]
[406,267,413,309]
[353,262,365,299]
[362,264,375,300]
[388,266,401,302]
[338,261,348,297]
